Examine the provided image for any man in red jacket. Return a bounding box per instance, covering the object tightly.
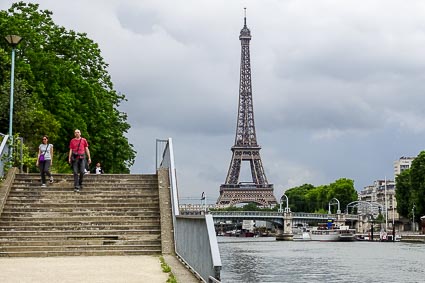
[68,129,91,192]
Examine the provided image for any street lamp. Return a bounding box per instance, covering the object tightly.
[279,193,290,213]
[328,198,341,214]
[412,204,416,232]
[4,35,23,161]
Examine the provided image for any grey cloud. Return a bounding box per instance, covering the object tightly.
[2,0,425,199]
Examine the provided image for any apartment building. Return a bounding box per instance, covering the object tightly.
[359,179,399,222]
[394,156,415,176]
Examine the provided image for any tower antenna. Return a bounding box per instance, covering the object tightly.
[244,8,247,26]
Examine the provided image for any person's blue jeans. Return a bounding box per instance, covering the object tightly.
[72,158,85,188]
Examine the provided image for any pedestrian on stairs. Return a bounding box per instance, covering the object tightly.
[36,135,54,187]
[68,129,91,192]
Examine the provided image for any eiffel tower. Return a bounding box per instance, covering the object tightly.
[216,13,277,207]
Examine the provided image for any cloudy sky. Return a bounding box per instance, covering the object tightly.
[2,1,425,202]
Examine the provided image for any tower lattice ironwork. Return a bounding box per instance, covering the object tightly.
[216,15,277,207]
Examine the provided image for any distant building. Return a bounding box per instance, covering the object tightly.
[359,179,399,222]
[394,156,415,176]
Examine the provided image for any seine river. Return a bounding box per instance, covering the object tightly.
[218,237,425,283]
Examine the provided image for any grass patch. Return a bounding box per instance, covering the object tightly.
[159,256,177,283]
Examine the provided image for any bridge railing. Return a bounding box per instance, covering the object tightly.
[157,138,221,282]
[209,211,360,223]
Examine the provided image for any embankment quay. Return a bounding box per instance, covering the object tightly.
[204,210,425,242]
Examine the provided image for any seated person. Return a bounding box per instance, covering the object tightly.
[93,162,104,174]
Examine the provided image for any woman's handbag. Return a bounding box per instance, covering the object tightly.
[39,144,49,162]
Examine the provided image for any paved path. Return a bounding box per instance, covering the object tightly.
[0,255,199,283]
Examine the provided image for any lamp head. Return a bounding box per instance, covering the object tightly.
[4,35,22,47]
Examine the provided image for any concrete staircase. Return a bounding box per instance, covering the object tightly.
[0,173,162,257]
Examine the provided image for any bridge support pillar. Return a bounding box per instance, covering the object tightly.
[276,212,293,241]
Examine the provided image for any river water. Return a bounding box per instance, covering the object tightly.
[218,237,425,283]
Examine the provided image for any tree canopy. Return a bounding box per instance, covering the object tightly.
[395,151,425,222]
[284,178,358,213]
[0,2,135,173]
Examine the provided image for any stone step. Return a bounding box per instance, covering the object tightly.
[0,243,161,252]
[0,249,161,257]
[5,197,158,203]
[3,202,159,208]
[14,179,158,185]
[11,183,157,188]
[4,210,158,216]
[0,229,161,237]
[0,215,158,222]
[13,188,157,192]
[0,234,160,242]
[0,211,160,217]
[0,219,159,226]
[7,191,158,197]
[13,182,159,186]
[0,224,160,231]
[7,194,158,199]
[0,239,160,246]
[4,199,158,205]
[4,201,159,211]
[14,173,157,180]
[0,243,161,251]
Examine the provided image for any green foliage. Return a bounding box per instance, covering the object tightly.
[284,178,358,213]
[395,151,425,221]
[375,213,385,223]
[159,256,177,283]
[285,184,315,212]
[1,133,35,173]
[0,2,135,173]
[395,169,411,217]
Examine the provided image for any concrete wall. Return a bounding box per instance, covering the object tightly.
[158,168,175,255]
[0,167,17,216]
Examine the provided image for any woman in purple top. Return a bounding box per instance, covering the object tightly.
[36,135,54,187]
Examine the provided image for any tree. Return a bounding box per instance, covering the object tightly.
[395,169,411,218]
[404,151,425,222]
[0,2,135,173]
[395,151,425,222]
[284,179,357,213]
[285,184,315,212]
[327,178,358,213]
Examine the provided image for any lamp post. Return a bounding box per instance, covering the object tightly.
[4,35,23,162]
[328,198,341,214]
[278,193,290,213]
[412,204,416,232]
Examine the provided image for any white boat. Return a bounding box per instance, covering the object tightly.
[309,225,356,242]
[292,225,311,241]
[293,231,311,241]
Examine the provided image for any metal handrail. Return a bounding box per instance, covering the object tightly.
[0,134,10,178]
[156,138,221,282]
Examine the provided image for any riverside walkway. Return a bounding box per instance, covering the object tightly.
[0,255,200,283]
